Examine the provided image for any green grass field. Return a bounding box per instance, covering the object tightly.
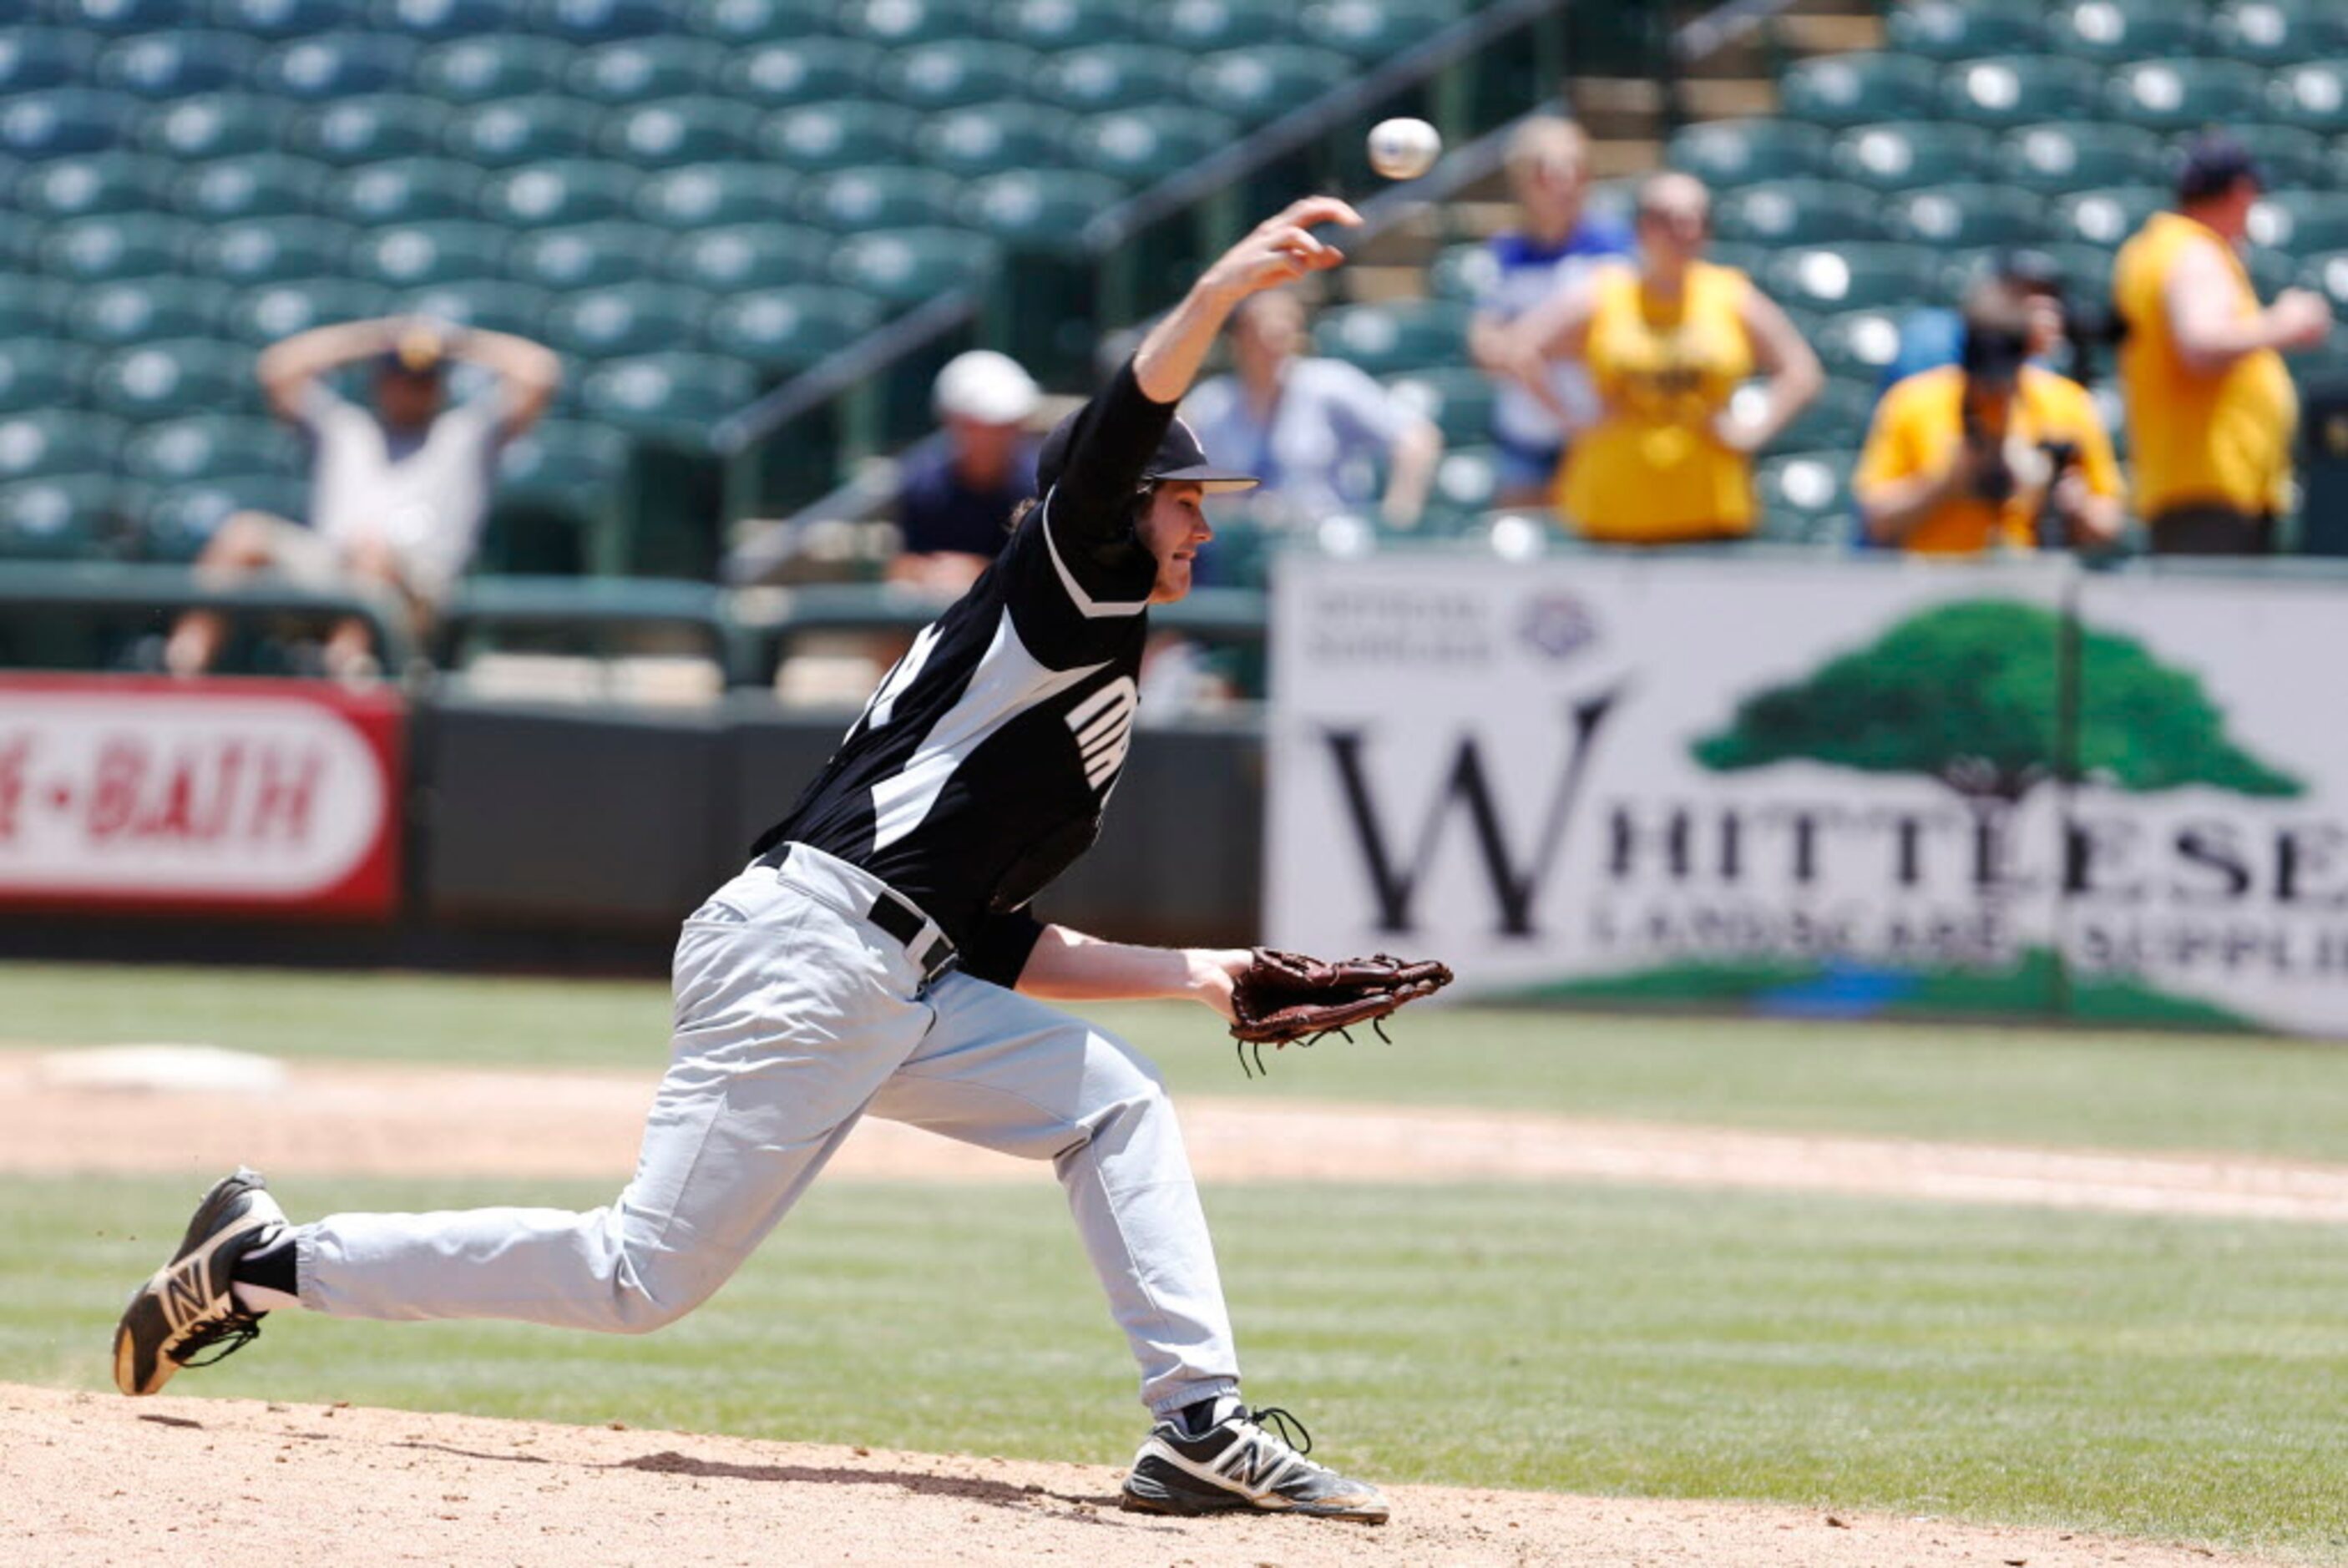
[6,961,2348,1562]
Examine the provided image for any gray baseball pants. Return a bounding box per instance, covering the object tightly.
[289,843,1243,1418]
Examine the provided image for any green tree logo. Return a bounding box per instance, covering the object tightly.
[1692,599,2301,802]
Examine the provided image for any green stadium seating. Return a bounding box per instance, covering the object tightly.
[0,410,126,483]
[1712,179,1884,245]
[68,277,234,346]
[289,94,447,165]
[401,278,554,336]
[757,101,918,173]
[1035,45,1199,114]
[1884,0,2042,60]
[567,36,726,103]
[347,221,512,288]
[1938,241,2112,307]
[16,153,175,219]
[1827,123,1995,193]
[2209,0,2348,66]
[1311,298,1474,377]
[1778,52,1941,129]
[123,414,301,485]
[443,96,605,168]
[2051,185,2166,251]
[1666,119,1831,188]
[137,473,307,561]
[1997,123,2168,195]
[223,276,397,342]
[704,285,886,371]
[0,477,117,561]
[171,154,331,221]
[874,41,1043,112]
[2269,62,2348,134]
[0,30,99,95]
[543,282,715,361]
[415,36,576,103]
[1298,0,1458,63]
[828,227,1002,305]
[1762,377,1875,458]
[719,39,885,109]
[916,102,1074,179]
[1755,451,1856,545]
[48,0,200,34]
[0,339,94,413]
[664,223,832,291]
[0,278,70,340]
[1940,55,2102,129]
[683,0,840,44]
[1189,46,1351,124]
[635,162,802,227]
[212,0,363,38]
[135,94,291,160]
[1888,183,2049,247]
[256,33,420,99]
[1068,107,1241,186]
[2250,192,2348,255]
[1,89,140,159]
[1146,0,1293,53]
[2107,58,2267,133]
[1809,308,1905,382]
[2229,126,2330,192]
[528,0,670,41]
[1425,240,1495,302]
[95,31,261,98]
[89,340,258,420]
[958,167,1128,250]
[837,0,991,48]
[2045,0,2204,63]
[496,417,630,499]
[1384,365,1493,448]
[370,0,510,38]
[507,221,670,290]
[1763,242,1938,312]
[989,0,1139,51]
[38,214,195,281]
[481,160,641,227]
[1426,446,1499,523]
[579,352,757,443]
[801,166,964,231]
[327,157,486,225]
[2299,249,2348,314]
[601,99,761,169]
[2241,245,2298,298]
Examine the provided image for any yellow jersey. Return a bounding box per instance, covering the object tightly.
[2112,210,2296,517]
[1855,364,2125,554]
[1558,260,1756,541]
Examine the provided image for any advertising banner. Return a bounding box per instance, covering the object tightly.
[0,675,405,920]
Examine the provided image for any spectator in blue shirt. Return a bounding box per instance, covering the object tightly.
[890,350,1043,594]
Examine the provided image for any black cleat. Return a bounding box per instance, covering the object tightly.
[112,1166,286,1397]
[1121,1404,1388,1523]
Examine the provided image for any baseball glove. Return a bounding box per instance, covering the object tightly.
[1227,948,1454,1075]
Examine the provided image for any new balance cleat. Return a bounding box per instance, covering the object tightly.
[112,1166,285,1397]
[1121,1404,1388,1523]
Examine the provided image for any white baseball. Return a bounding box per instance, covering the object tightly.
[1367,117,1442,181]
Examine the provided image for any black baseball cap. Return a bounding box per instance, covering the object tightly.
[1035,407,1259,496]
[1992,246,2067,298]
[2176,132,2265,204]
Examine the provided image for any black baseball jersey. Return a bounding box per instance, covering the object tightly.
[751,360,1176,986]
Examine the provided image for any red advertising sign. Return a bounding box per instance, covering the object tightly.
[0,675,405,919]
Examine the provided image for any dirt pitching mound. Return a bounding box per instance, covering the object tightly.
[3,1384,2281,1568]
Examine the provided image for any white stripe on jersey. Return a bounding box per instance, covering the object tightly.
[1066,678,1137,790]
[868,609,1108,852]
[1039,488,1152,620]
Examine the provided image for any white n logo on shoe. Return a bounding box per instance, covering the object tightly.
[162,1265,214,1333]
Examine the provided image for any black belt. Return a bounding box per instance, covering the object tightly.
[759,844,957,983]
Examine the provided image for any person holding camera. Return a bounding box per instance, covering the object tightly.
[1855,281,2123,555]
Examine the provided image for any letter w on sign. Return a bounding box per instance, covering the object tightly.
[1066,678,1138,791]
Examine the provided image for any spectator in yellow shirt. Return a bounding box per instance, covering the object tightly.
[1855,283,2123,554]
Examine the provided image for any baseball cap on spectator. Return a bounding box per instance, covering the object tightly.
[377,322,448,379]
[1992,246,2066,299]
[2176,133,2264,204]
[933,349,1041,427]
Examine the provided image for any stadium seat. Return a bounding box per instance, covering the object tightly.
[2226,126,2330,193]
[543,283,715,361]
[2269,62,2348,135]
[527,0,671,40]
[68,278,234,346]
[415,35,577,103]
[495,416,630,498]
[135,94,292,161]
[1068,107,1242,187]
[989,0,1139,51]
[663,224,831,291]
[0,477,118,561]
[256,33,420,100]
[48,0,200,34]
[212,0,363,37]
[171,154,331,221]
[0,339,95,414]
[601,99,761,169]
[1777,53,1941,129]
[2209,0,2348,66]
[370,0,511,38]
[959,167,1128,250]
[326,158,484,225]
[1827,123,1994,193]
[1809,308,1906,382]
[683,0,840,44]
[2051,185,2167,251]
[1426,447,1499,524]
[481,160,642,227]
[2299,249,2348,315]
[1888,183,2049,248]
[1941,55,2102,129]
[703,285,885,371]
[289,94,448,165]
[38,214,195,282]
[836,0,991,48]
[15,153,175,219]
[873,41,1042,112]
[916,102,1073,179]
[1666,119,1831,188]
[2045,0,2204,62]
[122,414,301,485]
[801,166,964,230]
[222,276,397,342]
[1384,365,1494,448]
[1763,242,1939,313]
[2250,192,2348,255]
[579,352,757,443]
[1312,299,1475,377]
[95,32,261,99]
[1035,45,1200,114]
[718,39,885,109]
[1997,123,2168,195]
[1425,240,1495,302]
[1883,0,2043,60]
[1189,46,1352,124]
[347,221,512,288]
[829,227,1002,305]
[0,278,70,341]
[1146,0,1294,53]
[0,30,99,96]
[1754,451,1856,545]
[507,221,670,290]
[2108,59,2268,134]
[443,97,605,168]
[757,101,918,173]
[1712,179,1884,245]
[399,278,553,336]
[0,410,126,486]
[2242,245,2298,300]
[0,89,141,159]
[89,339,258,420]
[568,37,726,103]
[1298,0,1458,63]
[190,218,359,285]
[1760,377,1874,457]
[137,473,308,561]
[635,162,802,227]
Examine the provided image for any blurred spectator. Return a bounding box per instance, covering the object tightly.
[1517,172,1822,544]
[1879,249,2072,392]
[1465,116,1634,507]
[164,316,559,680]
[1855,281,2123,555]
[1180,289,1443,532]
[888,349,1042,595]
[2113,134,2333,554]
